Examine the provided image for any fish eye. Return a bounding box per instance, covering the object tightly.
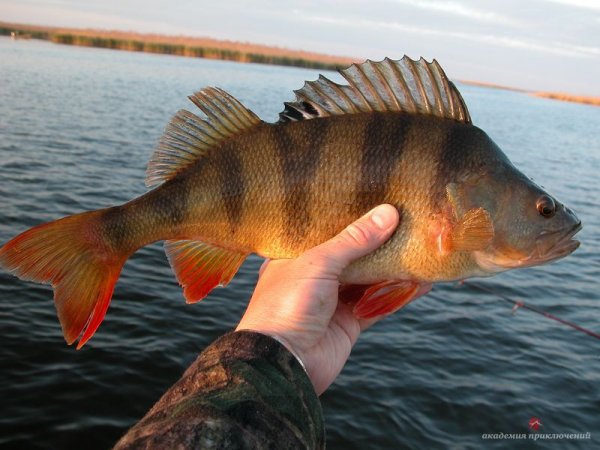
[536,195,556,218]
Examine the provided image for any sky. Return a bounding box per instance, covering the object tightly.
[2,0,600,95]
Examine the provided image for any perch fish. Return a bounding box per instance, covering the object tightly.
[0,56,582,348]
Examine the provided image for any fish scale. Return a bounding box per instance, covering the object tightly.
[0,56,581,347]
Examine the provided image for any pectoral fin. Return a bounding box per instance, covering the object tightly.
[450,207,494,252]
[340,280,432,319]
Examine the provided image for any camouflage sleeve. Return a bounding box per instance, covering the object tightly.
[113,330,325,449]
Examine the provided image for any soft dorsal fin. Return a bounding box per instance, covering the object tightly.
[146,87,261,187]
[278,56,471,124]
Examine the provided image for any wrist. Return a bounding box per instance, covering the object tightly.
[235,326,306,372]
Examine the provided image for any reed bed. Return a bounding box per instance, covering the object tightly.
[532,92,600,107]
[0,22,355,71]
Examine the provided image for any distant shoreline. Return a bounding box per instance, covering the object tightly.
[531,92,600,107]
[0,21,355,71]
[2,21,598,107]
[457,80,599,107]
[457,79,530,93]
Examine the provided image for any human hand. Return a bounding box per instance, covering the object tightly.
[236,204,401,395]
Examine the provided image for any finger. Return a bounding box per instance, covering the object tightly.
[305,204,400,275]
[258,259,271,278]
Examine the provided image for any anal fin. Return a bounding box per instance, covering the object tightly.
[164,240,247,303]
[341,280,432,319]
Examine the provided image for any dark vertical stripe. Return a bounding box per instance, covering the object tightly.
[275,119,327,241]
[353,113,410,216]
[437,121,486,195]
[103,172,191,252]
[142,175,191,231]
[102,205,131,251]
[161,176,191,226]
[213,144,245,232]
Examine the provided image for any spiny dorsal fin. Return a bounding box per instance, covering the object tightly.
[146,87,261,187]
[278,56,471,124]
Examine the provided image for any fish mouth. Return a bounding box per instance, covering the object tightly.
[525,221,582,266]
[474,220,582,273]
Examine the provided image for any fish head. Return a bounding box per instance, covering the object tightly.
[447,138,582,275]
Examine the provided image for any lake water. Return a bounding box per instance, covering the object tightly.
[0,37,598,449]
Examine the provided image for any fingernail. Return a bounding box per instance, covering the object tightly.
[370,205,395,230]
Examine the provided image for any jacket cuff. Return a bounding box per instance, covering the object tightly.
[114,330,324,449]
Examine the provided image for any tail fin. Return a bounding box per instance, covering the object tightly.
[0,210,127,348]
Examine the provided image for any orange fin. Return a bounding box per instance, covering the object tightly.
[0,210,127,348]
[450,207,494,251]
[350,280,432,319]
[164,240,247,303]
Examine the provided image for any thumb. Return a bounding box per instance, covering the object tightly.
[304,204,400,276]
